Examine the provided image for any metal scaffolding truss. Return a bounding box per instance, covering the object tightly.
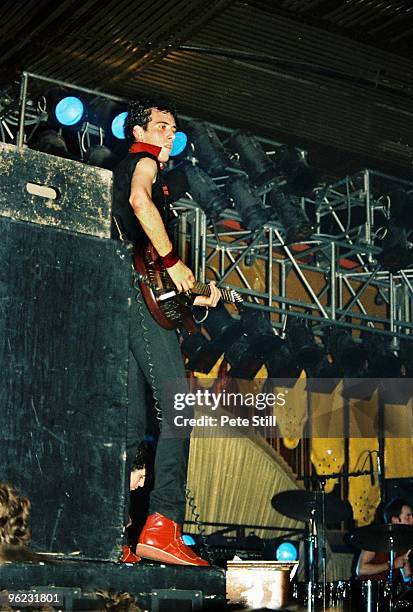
[313,168,413,249]
[8,73,413,343]
[174,168,413,344]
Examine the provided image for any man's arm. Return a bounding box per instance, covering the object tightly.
[129,157,173,256]
[357,550,388,576]
[402,550,411,579]
[357,549,411,576]
[129,157,195,292]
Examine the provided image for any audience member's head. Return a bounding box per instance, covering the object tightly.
[94,590,141,611]
[0,481,55,565]
[0,482,31,546]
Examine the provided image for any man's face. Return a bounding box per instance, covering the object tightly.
[132,108,176,162]
[130,467,146,491]
[391,505,413,525]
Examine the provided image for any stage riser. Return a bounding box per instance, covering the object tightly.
[0,562,226,611]
[0,216,130,560]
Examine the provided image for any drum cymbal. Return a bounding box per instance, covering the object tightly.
[271,489,353,523]
[351,524,413,552]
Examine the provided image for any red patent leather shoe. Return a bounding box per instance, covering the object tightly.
[121,544,141,564]
[136,513,210,566]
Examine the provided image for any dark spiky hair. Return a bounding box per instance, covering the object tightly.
[384,497,411,523]
[124,95,177,142]
[131,441,149,471]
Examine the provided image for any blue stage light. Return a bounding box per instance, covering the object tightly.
[55,96,84,126]
[182,534,196,546]
[111,111,128,139]
[170,131,188,157]
[275,541,298,561]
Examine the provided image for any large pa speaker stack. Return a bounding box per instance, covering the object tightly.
[0,143,130,561]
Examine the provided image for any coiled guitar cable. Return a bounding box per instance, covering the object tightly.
[132,275,163,425]
[185,486,214,564]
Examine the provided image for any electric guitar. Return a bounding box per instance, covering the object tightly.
[133,243,243,333]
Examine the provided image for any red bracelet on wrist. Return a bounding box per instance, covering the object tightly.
[160,249,180,269]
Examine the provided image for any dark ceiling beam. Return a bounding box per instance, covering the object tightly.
[0,0,86,64]
[177,44,413,102]
[104,0,234,86]
[242,0,413,60]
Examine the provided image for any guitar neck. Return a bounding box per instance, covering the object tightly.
[192,281,233,304]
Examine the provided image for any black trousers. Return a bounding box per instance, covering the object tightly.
[127,288,189,524]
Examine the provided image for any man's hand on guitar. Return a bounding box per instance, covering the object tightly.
[167,260,196,293]
[193,281,221,308]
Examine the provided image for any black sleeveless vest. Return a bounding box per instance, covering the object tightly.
[112,149,168,245]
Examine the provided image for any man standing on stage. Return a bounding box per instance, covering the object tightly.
[112,97,220,567]
[356,497,412,580]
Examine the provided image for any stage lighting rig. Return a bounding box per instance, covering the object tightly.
[323,328,368,378]
[37,88,86,130]
[182,534,196,546]
[181,303,243,374]
[262,538,299,562]
[228,131,277,186]
[182,163,229,219]
[111,110,128,139]
[88,99,128,139]
[399,337,413,377]
[186,120,233,176]
[360,330,403,378]
[83,144,119,170]
[54,95,85,127]
[375,186,413,272]
[223,310,299,380]
[170,131,188,157]
[181,331,221,374]
[182,305,285,379]
[285,318,325,376]
[30,128,72,159]
[0,92,43,144]
[263,336,300,381]
[268,184,313,243]
[276,145,320,197]
[226,174,271,231]
[32,90,131,162]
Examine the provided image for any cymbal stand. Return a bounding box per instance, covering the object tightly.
[299,469,369,612]
[305,490,328,612]
[316,482,328,612]
[388,534,395,612]
[307,509,317,612]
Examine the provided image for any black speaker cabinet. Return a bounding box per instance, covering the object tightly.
[0,215,130,560]
[0,142,112,238]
